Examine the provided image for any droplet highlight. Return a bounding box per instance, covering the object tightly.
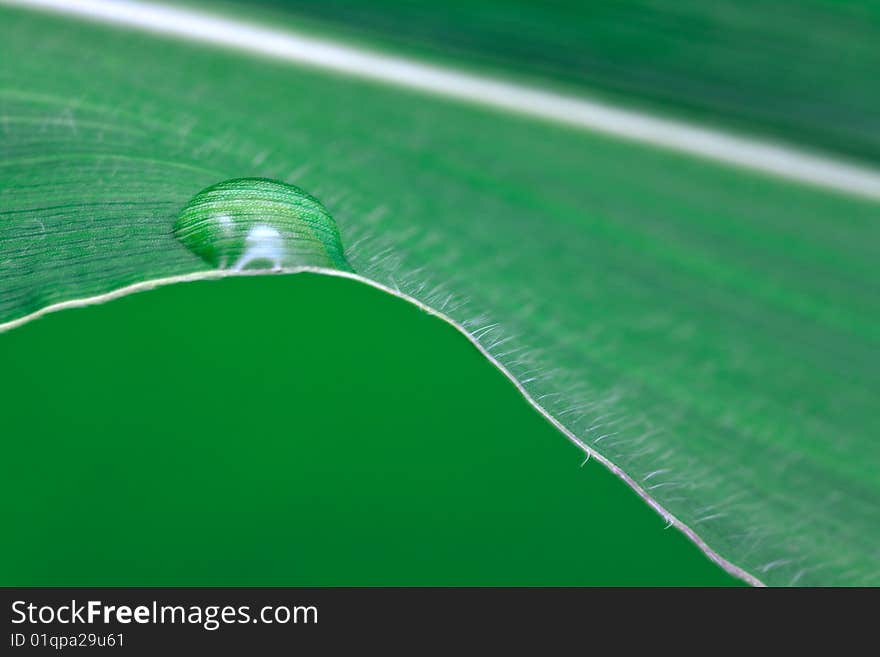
[174,178,351,272]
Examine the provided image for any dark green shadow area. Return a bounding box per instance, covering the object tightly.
[0,274,740,585]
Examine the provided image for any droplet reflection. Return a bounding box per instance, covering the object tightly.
[173,177,351,272]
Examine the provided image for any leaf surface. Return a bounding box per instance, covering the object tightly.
[1,2,878,585]
[236,0,880,162]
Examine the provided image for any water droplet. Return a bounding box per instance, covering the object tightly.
[174,178,351,272]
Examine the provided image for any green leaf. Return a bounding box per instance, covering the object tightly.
[238,0,880,163]
[1,1,878,585]
[0,274,742,586]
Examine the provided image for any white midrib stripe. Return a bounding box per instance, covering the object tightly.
[5,0,880,201]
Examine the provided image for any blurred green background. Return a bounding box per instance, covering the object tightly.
[15,0,864,586]
[226,0,880,163]
[0,275,738,585]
